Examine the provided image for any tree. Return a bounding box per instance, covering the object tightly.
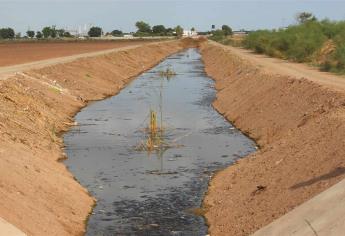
[191,27,195,31]
[135,21,151,33]
[50,26,57,38]
[152,25,166,35]
[166,28,174,36]
[296,12,317,24]
[88,27,102,37]
[26,30,35,38]
[63,31,72,38]
[175,25,183,37]
[221,25,233,36]
[111,30,123,37]
[42,27,52,38]
[56,29,65,38]
[36,31,43,39]
[0,28,15,39]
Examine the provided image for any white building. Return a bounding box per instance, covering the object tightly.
[182,30,198,37]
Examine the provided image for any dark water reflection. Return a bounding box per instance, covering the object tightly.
[64,49,255,236]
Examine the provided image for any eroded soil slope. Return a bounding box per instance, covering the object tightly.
[201,42,345,235]
[0,40,184,236]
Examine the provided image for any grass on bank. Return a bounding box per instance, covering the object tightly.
[211,16,345,75]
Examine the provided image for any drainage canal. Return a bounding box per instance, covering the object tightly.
[64,48,256,236]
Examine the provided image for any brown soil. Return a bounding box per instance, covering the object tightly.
[0,40,186,236]
[200,42,345,235]
[0,40,157,67]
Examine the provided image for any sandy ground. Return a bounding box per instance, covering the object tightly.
[0,40,155,67]
[200,41,345,235]
[0,40,189,236]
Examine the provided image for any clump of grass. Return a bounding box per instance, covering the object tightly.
[159,68,176,79]
[85,73,92,79]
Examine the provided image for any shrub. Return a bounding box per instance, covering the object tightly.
[242,17,345,73]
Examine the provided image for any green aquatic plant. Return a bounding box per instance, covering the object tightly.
[158,68,176,79]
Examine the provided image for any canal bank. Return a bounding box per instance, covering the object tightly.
[200,41,345,235]
[0,40,187,236]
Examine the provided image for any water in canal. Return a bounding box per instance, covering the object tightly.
[64,48,256,236]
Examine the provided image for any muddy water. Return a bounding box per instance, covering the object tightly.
[64,49,255,236]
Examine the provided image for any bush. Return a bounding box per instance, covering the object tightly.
[242,17,345,73]
[209,29,226,42]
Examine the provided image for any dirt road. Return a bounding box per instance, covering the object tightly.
[0,40,155,67]
[209,41,345,91]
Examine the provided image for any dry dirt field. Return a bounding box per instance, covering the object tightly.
[0,40,156,67]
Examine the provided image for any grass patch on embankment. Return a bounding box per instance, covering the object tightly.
[242,19,345,74]
[211,16,345,75]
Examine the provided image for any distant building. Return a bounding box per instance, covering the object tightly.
[233,30,251,36]
[123,34,134,39]
[182,30,198,37]
[65,24,92,37]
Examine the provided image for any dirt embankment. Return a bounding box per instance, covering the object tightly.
[200,42,345,235]
[0,40,185,236]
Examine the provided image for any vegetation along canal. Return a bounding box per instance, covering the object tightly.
[64,48,256,236]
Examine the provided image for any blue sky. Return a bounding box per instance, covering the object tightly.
[1,0,345,33]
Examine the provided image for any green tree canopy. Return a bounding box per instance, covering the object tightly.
[111,30,123,37]
[36,31,43,39]
[88,27,102,37]
[175,25,183,37]
[0,28,15,39]
[42,27,52,38]
[221,25,233,36]
[50,26,57,38]
[166,28,174,36]
[296,12,317,24]
[56,29,65,38]
[26,30,35,38]
[63,32,72,38]
[152,25,166,35]
[135,21,151,33]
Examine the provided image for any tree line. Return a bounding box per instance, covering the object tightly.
[0,26,72,39]
[87,21,185,37]
[0,21,188,39]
